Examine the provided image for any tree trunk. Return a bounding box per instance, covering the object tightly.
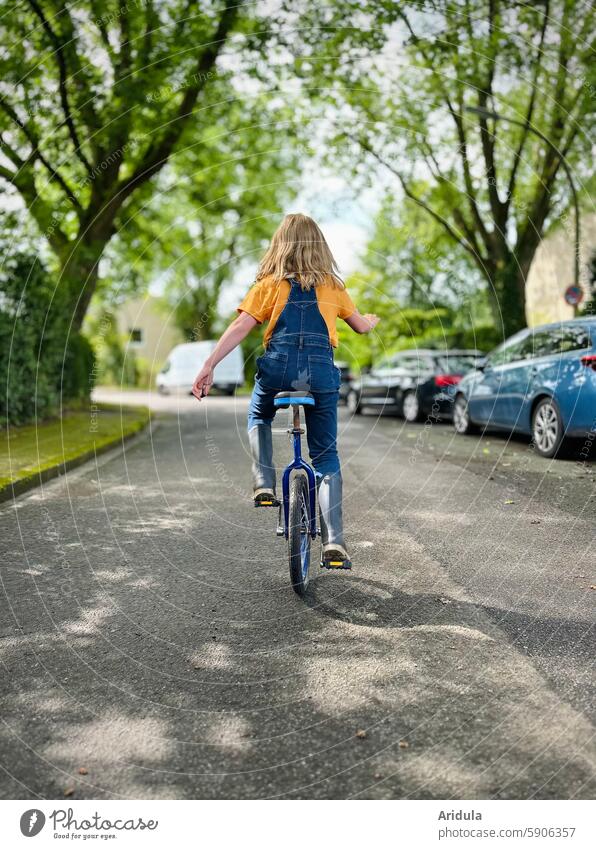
[489,254,527,338]
[58,237,110,332]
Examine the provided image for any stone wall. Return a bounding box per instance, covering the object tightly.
[525,213,595,326]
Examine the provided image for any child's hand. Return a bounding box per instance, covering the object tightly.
[344,310,381,335]
[192,364,214,400]
[363,314,380,331]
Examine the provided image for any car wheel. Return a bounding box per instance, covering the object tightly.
[453,394,477,435]
[402,390,421,422]
[532,397,565,458]
[347,390,362,415]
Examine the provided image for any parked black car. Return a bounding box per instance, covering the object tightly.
[346,349,484,421]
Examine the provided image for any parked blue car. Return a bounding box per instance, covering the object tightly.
[453,317,596,457]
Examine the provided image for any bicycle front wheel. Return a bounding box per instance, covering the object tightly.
[288,473,311,595]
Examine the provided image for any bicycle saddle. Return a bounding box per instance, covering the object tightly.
[274,391,315,408]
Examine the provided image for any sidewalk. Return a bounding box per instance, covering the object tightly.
[0,402,150,503]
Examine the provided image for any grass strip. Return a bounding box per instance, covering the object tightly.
[0,404,150,494]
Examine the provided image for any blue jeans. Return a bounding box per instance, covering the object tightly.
[247,342,341,477]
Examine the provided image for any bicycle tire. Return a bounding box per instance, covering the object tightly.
[288,473,311,595]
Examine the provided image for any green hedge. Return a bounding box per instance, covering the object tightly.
[404,323,502,354]
[0,255,95,427]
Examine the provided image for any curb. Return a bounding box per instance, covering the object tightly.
[0,417,152,505]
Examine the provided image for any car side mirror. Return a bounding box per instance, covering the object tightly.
[361,365,371,375]
[476,358,488,371]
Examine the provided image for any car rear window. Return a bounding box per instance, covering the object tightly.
[402,355,435,372]
[555,325,591,352]
[522,325,592,358]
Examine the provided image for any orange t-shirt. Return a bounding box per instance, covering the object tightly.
[237,274,356,348]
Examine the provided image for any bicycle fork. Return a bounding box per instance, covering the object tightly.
[276,406,318,540]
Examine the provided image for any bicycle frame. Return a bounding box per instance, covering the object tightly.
[281,405,317,540]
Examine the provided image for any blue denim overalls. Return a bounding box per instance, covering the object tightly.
[247,278,346,551]
[248,278,341,476]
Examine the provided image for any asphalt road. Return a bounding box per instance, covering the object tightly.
[1,389,595,800]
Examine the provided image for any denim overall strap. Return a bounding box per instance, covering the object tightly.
[267,277,331,352]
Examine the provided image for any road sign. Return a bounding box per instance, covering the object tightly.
[564,284,583,306]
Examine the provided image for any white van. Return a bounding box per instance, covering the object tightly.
[156,341,244,396]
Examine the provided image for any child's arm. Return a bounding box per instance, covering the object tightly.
[344,311,380,334]
[192,311,257,400]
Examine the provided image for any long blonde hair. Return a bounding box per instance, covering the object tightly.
[256,213,344,290]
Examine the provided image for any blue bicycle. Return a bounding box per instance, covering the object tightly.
[256,390,349,594]
[266,390,318,595]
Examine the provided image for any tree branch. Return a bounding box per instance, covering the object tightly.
[0,97,82,209]
[109,0,238,213]
[452,206,483,260]
[25,0,94,175]
[516,3,576,247]
[115,0,133,81]
[0,132,25,169]
[452,91,492,250]
[88,0,117,62]
[476,0,505,231]
[559,119,582,162]
[420,140,444,182]
[0,163,18,185]
[138,0,160,70]
[13,171,71,253]
[419,141,482,257]
[504,0,550,210]
[173,0,194,43]
[398,6,492,252]
[346,131,488,273]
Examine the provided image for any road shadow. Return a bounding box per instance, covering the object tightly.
[306,575,595,646]
[1,417,594,801]
[305,575,487,630]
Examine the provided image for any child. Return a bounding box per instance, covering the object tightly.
[192,213,379,568]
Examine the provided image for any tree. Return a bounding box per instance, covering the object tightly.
[0,246,93,425]
[362,192,487,311]
[337,198,500,366]
[107,97,300,341]
[0,0,244,330]
[291,0,596,335]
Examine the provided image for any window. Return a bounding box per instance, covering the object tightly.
[488,333,528,367]
[401,356,420,372]
[373,355,390,371]
[516,330,553,360]
[518,325,591,359]
[374,354,401,371]
[129,327,143,345]
[402,354,433,374]
[554,324,591,353]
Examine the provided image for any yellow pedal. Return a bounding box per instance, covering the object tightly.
[321,558,352,570]
[254,495,280,508]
